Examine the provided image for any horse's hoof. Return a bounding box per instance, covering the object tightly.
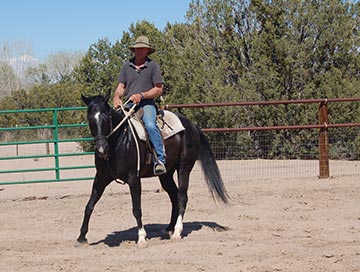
[161,230,172,240]
[75,241,87,247]
[171,232,183,240]
[137,240,148,248]
[75,237,88,247]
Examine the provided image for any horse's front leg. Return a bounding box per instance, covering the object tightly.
[128,176,146,245]
[77,175,108,244]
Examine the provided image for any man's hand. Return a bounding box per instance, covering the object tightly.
[113,96,123,109]
[130,93,143,104]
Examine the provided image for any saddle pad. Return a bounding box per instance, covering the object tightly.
[129,110,185,142]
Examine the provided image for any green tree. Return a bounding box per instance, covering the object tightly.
[73,38,124,96]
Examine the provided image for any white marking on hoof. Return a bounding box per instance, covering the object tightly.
[137,227,147,245]
[171,215,183,240]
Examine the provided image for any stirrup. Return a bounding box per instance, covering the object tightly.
[154,162,167,176]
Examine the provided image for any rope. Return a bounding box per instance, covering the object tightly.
[119,101,141,177]
[106,100,136,138]
[128,118,141,177]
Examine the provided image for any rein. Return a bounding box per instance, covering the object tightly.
[119,102,141,177]
[106,100,137,139]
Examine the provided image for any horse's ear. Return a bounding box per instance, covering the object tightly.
[104,89,111,103]
[81,94,91,105]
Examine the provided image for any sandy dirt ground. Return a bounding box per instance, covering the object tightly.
[1,152,360,271]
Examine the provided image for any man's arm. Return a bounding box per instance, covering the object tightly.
[141,83,163,99]
[113,82,126,108]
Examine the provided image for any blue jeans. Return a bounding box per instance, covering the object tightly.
[142,104,166,164]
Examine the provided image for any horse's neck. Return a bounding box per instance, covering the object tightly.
[109,109,134,146]
[110,109,124,126]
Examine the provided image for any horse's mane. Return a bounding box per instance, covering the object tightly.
[110,107,125,121]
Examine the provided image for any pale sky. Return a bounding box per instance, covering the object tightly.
[0,0,192,59]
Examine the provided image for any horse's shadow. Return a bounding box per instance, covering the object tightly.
[90,221,229,247]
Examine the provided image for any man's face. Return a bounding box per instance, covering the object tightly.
[134,47,150,58]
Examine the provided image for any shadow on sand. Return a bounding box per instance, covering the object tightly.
[90,221,229,247]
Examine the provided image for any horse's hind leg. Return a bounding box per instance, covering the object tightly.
[171,168,191,239]
[77,176,108,244]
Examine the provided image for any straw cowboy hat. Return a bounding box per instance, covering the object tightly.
[129,36,156,54]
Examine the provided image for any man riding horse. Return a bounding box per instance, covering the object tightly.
[112,36,166,176]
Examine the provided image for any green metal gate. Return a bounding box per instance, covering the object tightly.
[0,107,95,185]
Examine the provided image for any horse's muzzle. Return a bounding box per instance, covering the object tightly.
[95,137,109,158]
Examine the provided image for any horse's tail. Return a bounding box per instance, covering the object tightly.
[197,128,230,205]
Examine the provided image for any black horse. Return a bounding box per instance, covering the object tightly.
[77,90,229,245]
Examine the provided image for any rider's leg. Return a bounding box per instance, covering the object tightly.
[142,104,166,165]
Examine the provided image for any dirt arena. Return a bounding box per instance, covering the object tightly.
[1,152,360,271]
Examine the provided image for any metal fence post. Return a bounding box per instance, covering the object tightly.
[52,109,60,181]
[319,100,330,178]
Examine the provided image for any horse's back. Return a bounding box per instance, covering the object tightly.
[174,112,201,139]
